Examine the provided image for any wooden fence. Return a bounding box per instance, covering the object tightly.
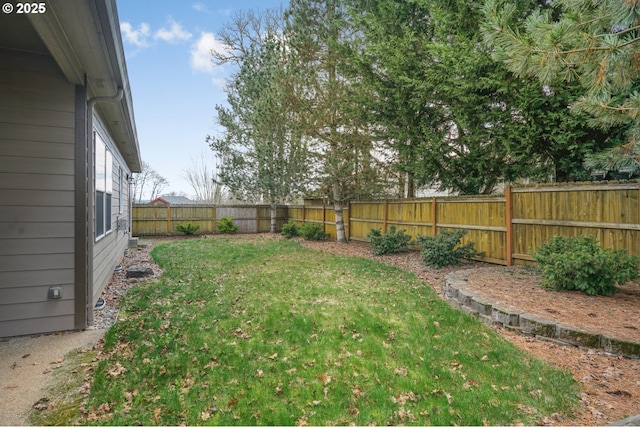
[132,204,288,236]
[287,205,350,241]
[132,181,640,267]
[290,181,640,266]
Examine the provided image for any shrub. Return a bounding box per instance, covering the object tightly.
[367,226,412,255]
[217,216,239,234]
[532,235,639,296]
[298,222,328,240]
[417,229,480,268]
[281,220,299,239]
[176,223,200,235]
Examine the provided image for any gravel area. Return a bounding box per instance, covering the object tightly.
[89,241,163,331]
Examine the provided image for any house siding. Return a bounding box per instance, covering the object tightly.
[91,115,132,306]
[0,48,76,337]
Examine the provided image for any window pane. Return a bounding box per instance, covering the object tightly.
[106,193,112,232]
[119,167,123,213]
[106,150,113,194]
[96,191,105,237]
[95,133,106,192]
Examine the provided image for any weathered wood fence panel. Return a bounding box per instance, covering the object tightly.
[435,197,507,265]
[510,183,640,264]
[287,205,350,240]
[304,182,640,266]
[132,205,216,235]
[133,182,640,267]
[217,206,257,233]
[132,205,287,236]
[257,206,289,232]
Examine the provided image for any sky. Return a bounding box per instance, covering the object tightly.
[116,0,287,199]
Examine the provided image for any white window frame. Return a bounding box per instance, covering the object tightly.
[118,166,124,214]
[95,131,113,240]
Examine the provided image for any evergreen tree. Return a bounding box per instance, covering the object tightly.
[482,0,640,175]
[348,0,619,193]
[208,9,309,232]
[285,0,392,241]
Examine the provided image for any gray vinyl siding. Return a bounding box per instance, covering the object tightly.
[91,115,131,305]
[0,48,76,337]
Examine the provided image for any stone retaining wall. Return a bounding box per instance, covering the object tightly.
[443,272,640,359]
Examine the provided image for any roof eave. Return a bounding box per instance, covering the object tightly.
[27,0,142,173]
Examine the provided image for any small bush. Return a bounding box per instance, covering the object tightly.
[176,223,200,235]
[281,220,299,239]
[417,229,480,268]
[532,235,639,296]
[367,226,412,255]
[217,216,239,234]
[298,222,328,240]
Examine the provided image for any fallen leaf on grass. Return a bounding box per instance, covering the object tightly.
[394,366,408,377]
[317,374,332,385]
[392,391,417,405]
[107,362,126,377]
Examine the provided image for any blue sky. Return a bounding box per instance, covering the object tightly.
[117,0,287,199]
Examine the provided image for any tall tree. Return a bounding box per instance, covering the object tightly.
[208,9,309,233]
[148,172,168,201]
[132,161,169,203]
[286,0,393,242]
[347,0,616,194]
[183,152,225,204]
[482,0,640,175]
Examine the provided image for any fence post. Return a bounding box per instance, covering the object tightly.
[431,197,437,236]
[383,200,388,234]
[256,206,260,233]
[322,205,327,236]
[505,186,513,266]
[167,205,172,235]
[347,200,351,240]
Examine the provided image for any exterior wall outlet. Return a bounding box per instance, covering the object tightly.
[48,286,63,299]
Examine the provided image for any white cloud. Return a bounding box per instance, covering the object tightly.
[192,3,209,13]
[190,32,225,74]
[121,22,151,48]
[211,77,227,89]
[154,19,192,43]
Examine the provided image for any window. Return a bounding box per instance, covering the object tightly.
[118,167,124,214]
[95,131,113,239]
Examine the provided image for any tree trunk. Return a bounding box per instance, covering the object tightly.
[332,183,347,243]
[270,204,277,234]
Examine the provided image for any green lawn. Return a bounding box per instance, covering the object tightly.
[85,237,578,425]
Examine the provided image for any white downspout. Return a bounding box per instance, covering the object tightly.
[85,87,124,326]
